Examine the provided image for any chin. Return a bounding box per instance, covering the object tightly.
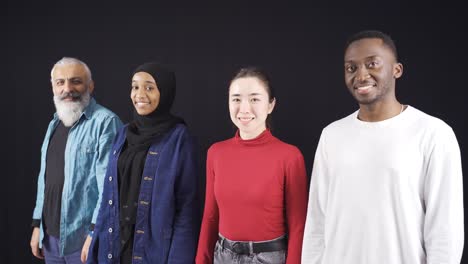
[134,109,148,115]
[353,95,375,105]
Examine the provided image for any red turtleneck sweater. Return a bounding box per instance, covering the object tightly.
[196,130,308,264]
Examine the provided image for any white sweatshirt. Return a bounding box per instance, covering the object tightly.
[302,106,464,264]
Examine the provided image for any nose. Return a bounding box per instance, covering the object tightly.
[135,87,146,98]
[63,80,74,93]
[355,66,370,82]
[239,99,250,113]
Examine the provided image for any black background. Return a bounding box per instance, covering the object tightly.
[5,1,467,263]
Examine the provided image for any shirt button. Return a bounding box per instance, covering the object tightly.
[109,176,113,181]
[113,150,117,155]
[108,200,113,205]
[108,253,113,259]
[108,228,113,233]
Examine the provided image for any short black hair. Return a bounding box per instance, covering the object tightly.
[345,30,398,60]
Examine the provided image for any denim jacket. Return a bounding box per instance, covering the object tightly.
[32,98,122,256]
[88,123,200,264]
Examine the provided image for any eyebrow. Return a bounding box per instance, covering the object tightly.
[53,77,83,81]
[230,93,263,97]
[345,55,380,63]
[132,80,156,84]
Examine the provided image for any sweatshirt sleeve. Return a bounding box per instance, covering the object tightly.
[302,131,328,264]
[423,124,464,264]
[195,146,219,264]
[284,147,308,264]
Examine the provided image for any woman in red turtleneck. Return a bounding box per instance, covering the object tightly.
[196,67,308,264]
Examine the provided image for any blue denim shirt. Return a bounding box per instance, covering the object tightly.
[32,98,122,256]
[88,124,200,264]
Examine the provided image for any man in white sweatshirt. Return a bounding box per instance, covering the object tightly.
[302,30,464,263]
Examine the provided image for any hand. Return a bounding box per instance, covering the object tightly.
[30,227,44,259]
[81,235,92,263]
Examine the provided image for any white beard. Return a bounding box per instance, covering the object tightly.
[53,91,91,127]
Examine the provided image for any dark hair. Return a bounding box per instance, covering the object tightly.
[345,30,398,60]
[230,66,275,129]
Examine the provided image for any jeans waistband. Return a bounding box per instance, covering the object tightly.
[217,234,287,255]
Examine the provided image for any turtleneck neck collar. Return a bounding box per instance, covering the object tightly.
[234,129,273,146]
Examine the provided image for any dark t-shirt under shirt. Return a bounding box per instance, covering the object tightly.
[42,122,70,237]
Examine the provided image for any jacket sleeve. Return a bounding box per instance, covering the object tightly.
[167,130,201,263]
[32,121,55,221]
[302,131,329,264]
[423,125,464,263]
[91,116,122,224]
[195,145,219,264]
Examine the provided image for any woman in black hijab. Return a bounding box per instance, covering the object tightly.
[87,63,200,264]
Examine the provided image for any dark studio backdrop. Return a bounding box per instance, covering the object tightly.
[5,1,467,263]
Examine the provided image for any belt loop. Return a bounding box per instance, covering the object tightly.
[220,236,225,249]
[249,241,253,255]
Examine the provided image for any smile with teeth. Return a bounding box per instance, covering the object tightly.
[238,116,255,123]
[355,84,375,94]
[135,102,150,107]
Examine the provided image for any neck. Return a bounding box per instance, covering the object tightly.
[239,128,267,140]
[358,99,404,122]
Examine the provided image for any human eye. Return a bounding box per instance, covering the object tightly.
[345,65,356,73]
[56,80,64,86]
[145,86,154,91]
[231,97,240,102]
[367,61,378,68]
[250,97,260,103]
[367,58,381,68]
[132,85,138,90]
[71,79,83,85]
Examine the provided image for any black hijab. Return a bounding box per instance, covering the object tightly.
[127,62,184,143]
[117,63,184,260]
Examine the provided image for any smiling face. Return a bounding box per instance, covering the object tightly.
[344,38,403,106]
[229,77,275,139]
[131,71,161,115]
[51,63,94,102]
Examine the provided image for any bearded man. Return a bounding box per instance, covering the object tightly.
[30,57,122,263]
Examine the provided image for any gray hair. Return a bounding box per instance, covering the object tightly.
[50,57,93,83]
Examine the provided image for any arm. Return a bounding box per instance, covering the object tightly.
[424,125,464,264]
[195,147,219,264]
[81,235,92,263]
[85,132,120,264]
[167,131,201,263]
[84,116,122,263]
[302,133,328,264]
[30,227,44,259]
[91,116,122,224]
[284,148,308,264]
[31,126,52,259]
[32,129,50,223]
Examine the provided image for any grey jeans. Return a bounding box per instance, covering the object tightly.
[214,234,286,264]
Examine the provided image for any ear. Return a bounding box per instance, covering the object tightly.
[88,80,95,94]
[268,98,276,114]
[393,63,403,79]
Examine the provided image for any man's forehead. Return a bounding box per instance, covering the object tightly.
[52,64,87,78]
[345,38,393,61]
